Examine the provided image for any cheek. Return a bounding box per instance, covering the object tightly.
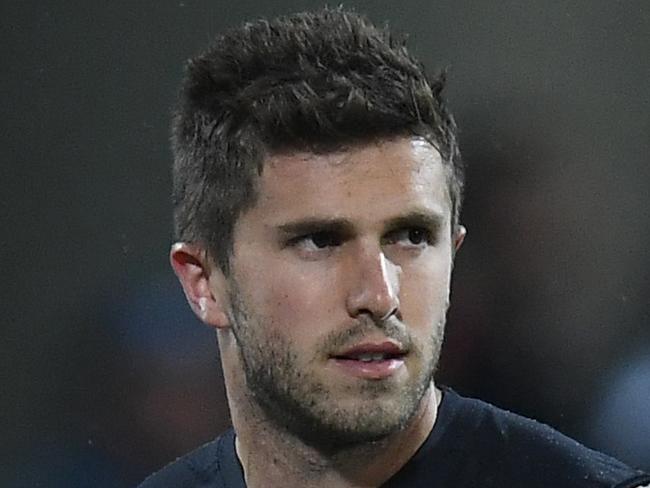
[242,261,341,343]
[399,253,452,328]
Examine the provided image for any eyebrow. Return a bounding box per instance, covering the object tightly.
[275,210,446,237]
[383,211,445,233]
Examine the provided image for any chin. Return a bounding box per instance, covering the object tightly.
[291,385,423,447]
[310,403,414,448]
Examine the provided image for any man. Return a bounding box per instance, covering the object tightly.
[141,8,650,488]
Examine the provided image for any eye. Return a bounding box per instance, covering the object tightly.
[290,231,343,251]
[384,227,433,248]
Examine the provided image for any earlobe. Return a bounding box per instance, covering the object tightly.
[169,242,231,329]
[454,225,467,252]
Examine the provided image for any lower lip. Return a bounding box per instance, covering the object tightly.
[331,358,405,380]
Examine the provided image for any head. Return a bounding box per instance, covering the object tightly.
[170,8,466,448]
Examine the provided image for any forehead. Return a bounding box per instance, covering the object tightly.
[250,137,451,225]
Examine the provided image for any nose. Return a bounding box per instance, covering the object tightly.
[345,246,401,321]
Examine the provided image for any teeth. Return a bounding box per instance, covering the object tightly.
[357,353,387,362]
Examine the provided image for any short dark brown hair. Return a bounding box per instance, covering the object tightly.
[171,8,464,273]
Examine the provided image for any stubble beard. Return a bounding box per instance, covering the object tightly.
[228,283,445,450]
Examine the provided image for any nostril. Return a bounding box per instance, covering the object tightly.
[378,306,400,322]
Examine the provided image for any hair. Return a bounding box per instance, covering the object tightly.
[171,7,464,273]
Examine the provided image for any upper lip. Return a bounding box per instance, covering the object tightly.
[332,340,406,359]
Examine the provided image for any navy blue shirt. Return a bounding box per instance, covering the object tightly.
[139,388,650,487]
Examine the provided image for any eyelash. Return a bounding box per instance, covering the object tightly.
[289,231,343,250]
[288,227,434,252]
[384,227,434,247]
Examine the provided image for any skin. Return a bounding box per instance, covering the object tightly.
[171,136,465,487]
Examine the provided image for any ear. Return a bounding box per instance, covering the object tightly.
[169,242,231,329]
[454,225,467,252]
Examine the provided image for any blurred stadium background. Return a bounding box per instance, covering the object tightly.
[2,1,649,485]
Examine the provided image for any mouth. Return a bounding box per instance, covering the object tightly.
[338,352,402,362]
[329,341,407,380]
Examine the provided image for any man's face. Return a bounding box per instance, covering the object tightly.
[223,137,457,446]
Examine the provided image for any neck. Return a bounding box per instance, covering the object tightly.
[219,340,440,488]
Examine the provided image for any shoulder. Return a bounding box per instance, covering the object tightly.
[438,388,650,488]
[137,430,233,488]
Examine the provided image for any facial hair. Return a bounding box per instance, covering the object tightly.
[227,279,445,450]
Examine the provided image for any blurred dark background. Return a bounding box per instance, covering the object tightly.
[2,1,649,486]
